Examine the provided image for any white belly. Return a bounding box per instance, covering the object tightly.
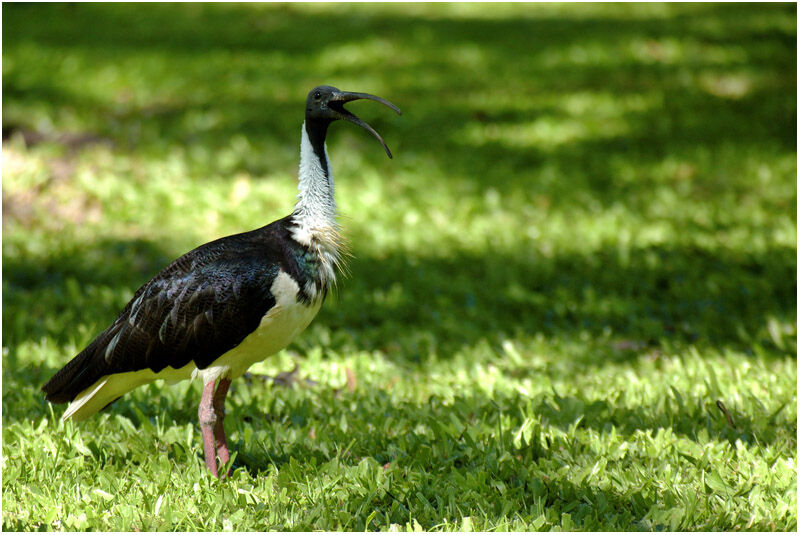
[193,271,322,384]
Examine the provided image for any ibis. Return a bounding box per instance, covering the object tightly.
[42,85,401,477]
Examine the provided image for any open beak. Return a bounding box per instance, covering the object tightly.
[329,91,402,158]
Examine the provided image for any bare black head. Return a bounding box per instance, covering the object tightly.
[305,85,401,158]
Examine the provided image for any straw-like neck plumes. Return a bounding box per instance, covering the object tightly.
[291,121,344,295]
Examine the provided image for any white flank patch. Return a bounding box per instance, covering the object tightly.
[62,271,321,421]
[62,363,194,422]
[193,271,321,384]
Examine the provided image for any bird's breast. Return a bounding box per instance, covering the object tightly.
[289,221,342,298]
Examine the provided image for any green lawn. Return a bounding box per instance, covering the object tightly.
[2,2,797,531]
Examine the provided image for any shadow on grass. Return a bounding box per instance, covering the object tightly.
[3,232,795,377]
[331,244,796,359]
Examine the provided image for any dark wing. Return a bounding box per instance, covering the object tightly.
[42,226,292,404]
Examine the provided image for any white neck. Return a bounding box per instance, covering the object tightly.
[290,123,343,293]
[293,123,336,231]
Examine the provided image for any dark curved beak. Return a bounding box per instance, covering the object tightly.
[329,91,401,158]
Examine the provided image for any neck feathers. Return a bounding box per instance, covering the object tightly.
[294,122,336,229]
[292,121,344,292]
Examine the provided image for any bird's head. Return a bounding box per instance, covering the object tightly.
[305,85,401,158]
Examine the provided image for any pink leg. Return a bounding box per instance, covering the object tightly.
[198,380,219,477]
[212,378,232,472]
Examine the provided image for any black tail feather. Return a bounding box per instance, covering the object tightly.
[41,332,113,404]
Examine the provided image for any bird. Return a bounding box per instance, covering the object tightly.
[41,85,401,478]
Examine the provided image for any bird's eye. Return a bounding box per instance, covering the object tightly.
[314,91,322,99]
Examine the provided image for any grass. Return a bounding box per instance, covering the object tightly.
[2,2,797,531]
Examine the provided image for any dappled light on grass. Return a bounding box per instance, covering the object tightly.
[458,98,640,152]
[2,2,796,531]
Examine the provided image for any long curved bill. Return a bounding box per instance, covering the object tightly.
[329,91,402,158]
